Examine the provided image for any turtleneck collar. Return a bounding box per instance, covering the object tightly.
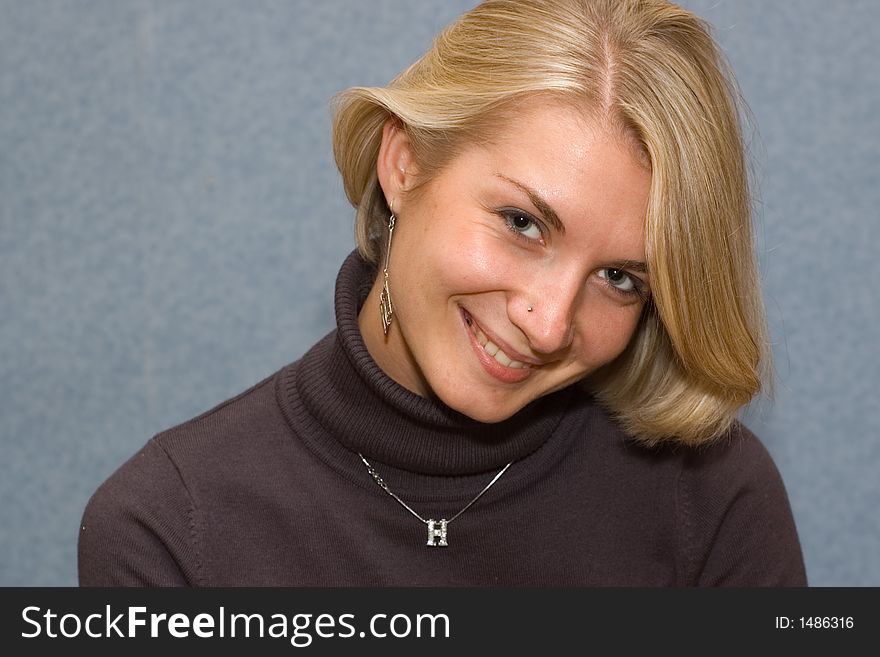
[284,250,576,476]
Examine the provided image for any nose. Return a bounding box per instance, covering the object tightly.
[512,271,580,355]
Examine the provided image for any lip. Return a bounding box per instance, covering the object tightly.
[460,308,536,384]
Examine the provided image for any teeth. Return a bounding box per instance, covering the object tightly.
[467,315,528,370]
[493,348,512,367]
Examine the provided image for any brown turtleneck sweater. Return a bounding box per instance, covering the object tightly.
[78,251,807,586]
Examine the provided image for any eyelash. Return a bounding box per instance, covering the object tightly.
[498,208,545,242]
[496,207,648,302]
[598,268,648,301]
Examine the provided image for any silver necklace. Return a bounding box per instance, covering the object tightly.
[358,453,512,547]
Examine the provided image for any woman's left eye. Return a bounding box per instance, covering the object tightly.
[500,209,543,241]
[597,268,638,294]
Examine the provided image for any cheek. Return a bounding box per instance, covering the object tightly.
[576,306,644,365]
[429,231,513,293]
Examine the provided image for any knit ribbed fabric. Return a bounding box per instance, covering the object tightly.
[78,251,807,586]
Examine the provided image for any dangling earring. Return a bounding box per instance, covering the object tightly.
[379,202,396,335]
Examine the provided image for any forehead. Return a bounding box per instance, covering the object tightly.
[480,96,649,168]
[469,101,652,245]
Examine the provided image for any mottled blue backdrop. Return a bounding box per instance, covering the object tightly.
[1,0,877,586]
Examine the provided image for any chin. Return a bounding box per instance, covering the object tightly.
[439,389,528,424]
[461,405,518,425]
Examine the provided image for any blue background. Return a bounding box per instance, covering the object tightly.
[1,0,877,586]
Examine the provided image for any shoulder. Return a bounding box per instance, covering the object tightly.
[151,330,339,471]
[678,421,787,499]
[156,370,282,451]
[78,367,294,585]
[586,412,806,586]
[672,421,807,586]
[146,366,308,503]
[79,436,199,585]
[583,407,787,512]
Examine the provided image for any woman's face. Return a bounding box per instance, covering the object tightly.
[361,101,652,423]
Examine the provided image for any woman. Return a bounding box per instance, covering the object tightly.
[79,0,806,586]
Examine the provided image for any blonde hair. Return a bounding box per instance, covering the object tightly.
[331,0,769,446]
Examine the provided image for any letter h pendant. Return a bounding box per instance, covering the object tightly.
[426,519,448,546]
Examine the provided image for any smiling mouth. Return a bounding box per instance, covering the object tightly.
[463,312,530,370]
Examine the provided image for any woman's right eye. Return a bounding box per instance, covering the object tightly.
[500,208,543,242]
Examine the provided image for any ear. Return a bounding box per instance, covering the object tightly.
[376,119,415,210]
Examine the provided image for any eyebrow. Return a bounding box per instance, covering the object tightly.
[608,260,649,277]
[495,174,566,235]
